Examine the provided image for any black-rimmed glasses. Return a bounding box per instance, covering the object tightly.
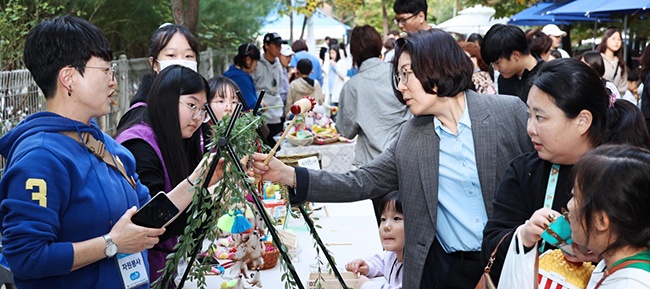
[393,13,417,25]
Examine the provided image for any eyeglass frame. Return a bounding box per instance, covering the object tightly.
[84,63,117,81]
[179,101,210,123]
[393,13,418,25]
[392,67,414,88]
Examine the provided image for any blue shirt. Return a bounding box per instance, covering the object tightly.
[434,94,488,253]
[224,65,257,110]
[290,51,323,87]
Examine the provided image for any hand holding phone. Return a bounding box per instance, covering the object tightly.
[131,192,180,228]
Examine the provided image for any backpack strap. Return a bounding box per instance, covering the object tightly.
[60,131,136,189]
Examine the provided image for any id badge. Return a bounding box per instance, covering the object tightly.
[117,252,149,289]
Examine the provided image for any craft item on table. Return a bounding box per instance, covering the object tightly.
[247,270,262,287]
[277,230,299,261]
[310,123,340,145]
[220,274,246,289]
[287,130,314,146]
[217,209,252,234]
[538,249,595,289]
[307,272,358,289]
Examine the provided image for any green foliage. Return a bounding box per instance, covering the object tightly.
[70,0,172,57]
[0,0,64,70]
[153,111,264,289]
[198,0,278,51]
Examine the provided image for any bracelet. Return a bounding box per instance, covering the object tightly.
[186,176,195,187]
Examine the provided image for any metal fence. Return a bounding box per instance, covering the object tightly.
[0,48,228,177]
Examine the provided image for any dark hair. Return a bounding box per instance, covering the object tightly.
[526,30,552,59]
[573,144,650,257]
[329,44,342,62]
[393,0,427,18]
[147,65,211,187]
[291,39,308,52]
[297,58,313,75]
[532,58,609,147]
[148,24,200,73]
[580,51,605,77]
[350,25,383,67]
[380,191,402,215]
[392,29,473,103]
[467,33,483,45]
[481,24,530,64]
[383,38,396,50]
[627,67,639,82]
[234,43,261,69]
[638,43,650,81]
[208,76,240,103]
[596,27,627,74]
[603,100,650,149]
[459,41,489,72]
[23,15,112,99]
[549,49,562,60]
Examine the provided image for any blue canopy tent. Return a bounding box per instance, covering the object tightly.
[586,0,650,16]
[551,0,650,59]
[508,1,607,26]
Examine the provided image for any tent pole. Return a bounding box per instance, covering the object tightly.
[621,14,630,61]
[593,19,597,50]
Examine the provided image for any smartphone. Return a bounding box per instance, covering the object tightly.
[131,192,180,228]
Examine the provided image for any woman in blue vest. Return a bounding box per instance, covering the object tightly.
[115,65,213,285]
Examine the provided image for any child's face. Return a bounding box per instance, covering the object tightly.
[627,80,638,92]
[210,86,239,121]
[379,205,404,255]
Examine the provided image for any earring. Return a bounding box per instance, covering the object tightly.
[68,86,72,97]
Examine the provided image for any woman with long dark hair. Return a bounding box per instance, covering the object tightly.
[115,65,213,285]
[596,27,628,95]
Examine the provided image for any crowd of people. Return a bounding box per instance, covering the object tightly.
[1,0,650,288]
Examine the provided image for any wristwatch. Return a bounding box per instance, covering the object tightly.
[103,234,118,258]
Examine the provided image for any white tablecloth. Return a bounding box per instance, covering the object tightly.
[277,140,356,173]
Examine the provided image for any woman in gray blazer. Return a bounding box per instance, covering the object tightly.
[252,29,533,289]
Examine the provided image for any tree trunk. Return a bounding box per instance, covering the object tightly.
[171,0,199,35]
[300,16,307,40]
[288,0,294,45]
[381,0,389,39]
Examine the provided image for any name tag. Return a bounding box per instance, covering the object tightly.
[117,253,149,289]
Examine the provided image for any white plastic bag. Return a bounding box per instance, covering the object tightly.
[498,225,538,289]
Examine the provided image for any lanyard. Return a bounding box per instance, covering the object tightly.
[594,259,650,289]
[540,164,560,253]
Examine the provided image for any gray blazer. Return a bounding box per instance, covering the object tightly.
[301,90,533,288]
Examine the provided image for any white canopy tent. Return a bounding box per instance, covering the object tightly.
[260,9,351,56]
[437,5,507,35]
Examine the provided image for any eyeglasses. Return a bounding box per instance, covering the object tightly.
[392,67,413,88]
[179,101,210,122]
[85,63,116,81]
[211,99,239,109]
[393,13,417,25]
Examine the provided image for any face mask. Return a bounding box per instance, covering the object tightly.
[157,59,198,72]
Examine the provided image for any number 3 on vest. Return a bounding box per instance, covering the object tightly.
[27,178,47,207]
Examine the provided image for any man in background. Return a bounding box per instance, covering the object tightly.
[542,24,570,58]
[393,0,432,33]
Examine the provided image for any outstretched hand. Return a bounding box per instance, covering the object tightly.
[248,153,295,186]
